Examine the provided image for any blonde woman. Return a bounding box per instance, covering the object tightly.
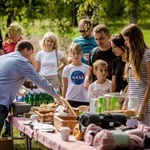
[35,32,67,91]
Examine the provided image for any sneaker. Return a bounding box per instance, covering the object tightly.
[2,132,11,137]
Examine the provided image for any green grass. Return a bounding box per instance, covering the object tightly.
[13,128,49,150]
[1,127,49,150]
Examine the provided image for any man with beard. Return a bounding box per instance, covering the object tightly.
[68,19,97,65]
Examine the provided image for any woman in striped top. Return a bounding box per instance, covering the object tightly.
[123,24,150,126]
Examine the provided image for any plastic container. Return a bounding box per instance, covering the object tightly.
[104,92,139,112]
[89,98,97,113]
[90,97,107,114]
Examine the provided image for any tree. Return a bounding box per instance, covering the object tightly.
[0,0,74,37]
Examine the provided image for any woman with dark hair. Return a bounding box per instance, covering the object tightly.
[110,33,128,93]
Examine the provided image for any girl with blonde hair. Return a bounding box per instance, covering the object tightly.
[62,42,89,107]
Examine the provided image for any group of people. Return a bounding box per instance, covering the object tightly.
[0,18,150,138]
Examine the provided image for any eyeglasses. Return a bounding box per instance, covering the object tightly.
[79,27,90,33]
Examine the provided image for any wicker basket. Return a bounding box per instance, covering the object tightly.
[35,111,54,123]
[54,116,78,133]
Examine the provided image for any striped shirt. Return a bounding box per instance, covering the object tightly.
[128,50,150,112]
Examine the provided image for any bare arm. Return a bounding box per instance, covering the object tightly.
[35,60,41,73]
[62,77,68,98]
[84,65,93,90]
[138,61,150,120]
[58,57,68,71]
[110,76,116,93]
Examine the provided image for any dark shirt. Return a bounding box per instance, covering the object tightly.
[89,47,117,81]
[112,57,128,92]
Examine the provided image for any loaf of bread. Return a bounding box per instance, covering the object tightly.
[105,110,137,118]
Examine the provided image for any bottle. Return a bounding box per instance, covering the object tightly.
[111,97,120,110]
[30,90,35,106]
[34,89,40,106]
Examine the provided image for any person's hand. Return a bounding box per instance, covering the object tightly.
[84,78,91,90]
[0,49,4,55]
[67,56,73,64]
[137,107,146,121]
[83,53,89,61]
[54,96,63,105]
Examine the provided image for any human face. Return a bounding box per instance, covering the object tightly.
[111,41,124,57]
[94,65,108,82]
[70,49,82,62]
[23,48,34,60]
[78,23,92,38]
[45,37,54,50]
[123,36,130,48]
[94,31,110,50]
[8,26,20,39]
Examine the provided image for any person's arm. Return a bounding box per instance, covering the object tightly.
[84,65,93,90]
[62,77,68,98]
[110,76,116,93]
[138,61,150,121]
[58,57,68,71]
[35,60,41,73]
[29,53,35,67]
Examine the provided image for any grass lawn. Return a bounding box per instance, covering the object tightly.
[13,128,49,150]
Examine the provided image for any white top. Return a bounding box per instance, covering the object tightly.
[62,64,88,102]
[36,50,64,76]
[128,50,150,112]
[88,79,111,98]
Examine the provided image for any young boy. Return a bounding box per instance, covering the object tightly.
[88,59,111,98]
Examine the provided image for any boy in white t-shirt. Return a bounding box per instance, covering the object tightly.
[88,59,111,98]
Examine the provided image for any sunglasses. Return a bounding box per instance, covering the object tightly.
[79,27,90,33]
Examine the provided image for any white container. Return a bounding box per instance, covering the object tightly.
[60,127,70,141]
[89,98,97,113]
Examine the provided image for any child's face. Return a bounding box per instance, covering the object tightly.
[70,49,82,61]
[94,65,108,80]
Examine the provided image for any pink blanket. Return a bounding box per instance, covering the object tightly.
[84,124,102,146]
[84,123,150,150]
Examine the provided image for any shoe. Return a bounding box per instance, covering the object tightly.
[2,132,11,137]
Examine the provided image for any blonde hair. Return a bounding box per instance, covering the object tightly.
[69,42,83,54]
[93,59,108,70]
[39,32,58,50]
[9,22,22,32]
[122,24,148,80]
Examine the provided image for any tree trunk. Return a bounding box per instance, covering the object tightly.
[129,0,139,24]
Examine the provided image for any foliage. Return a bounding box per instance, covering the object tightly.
[0,0,75,37]
[0,0,150,37]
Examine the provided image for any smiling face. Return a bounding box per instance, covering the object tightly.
[44,37,54,50]
[8,26,21,39]
[78,22,92,38]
